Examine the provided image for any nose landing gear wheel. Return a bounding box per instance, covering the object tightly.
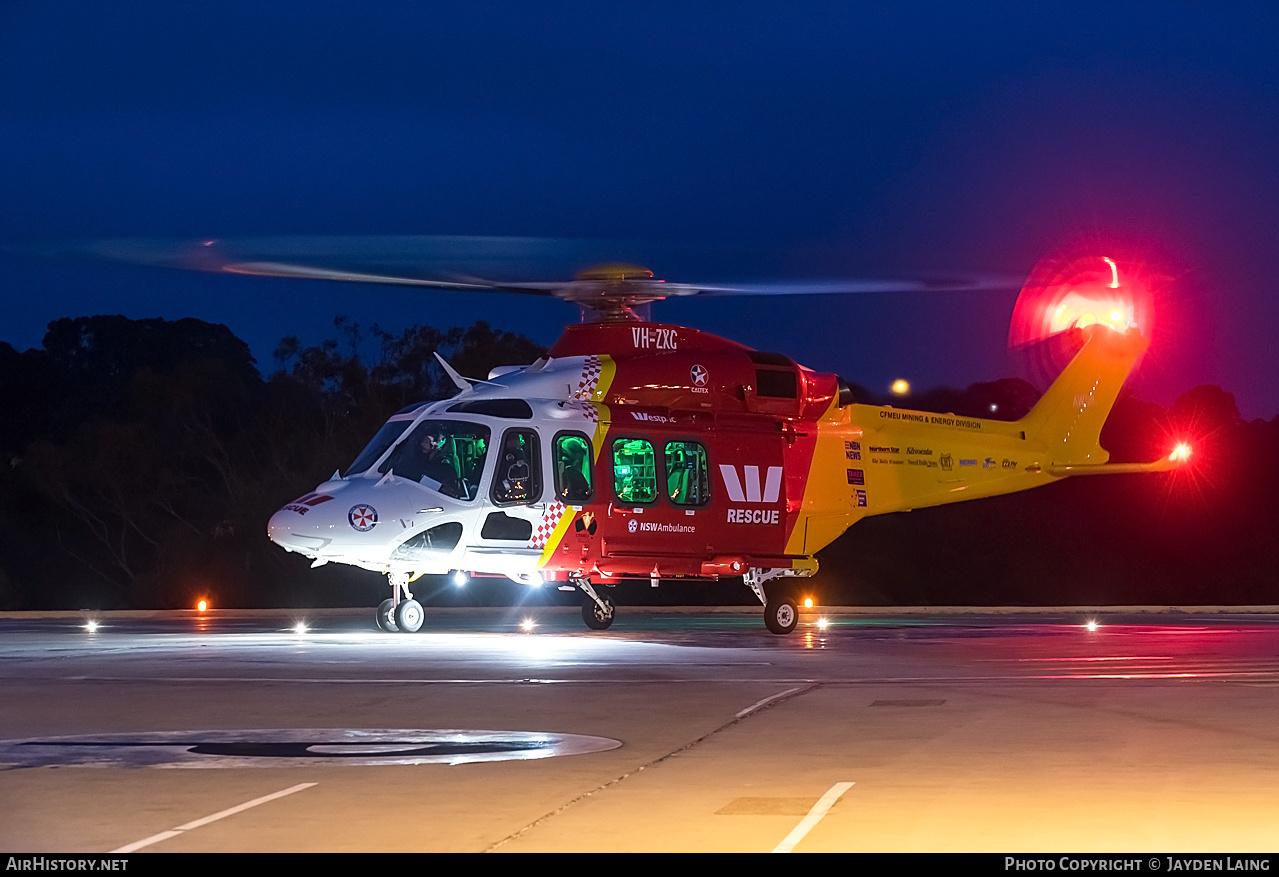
[394,598,424,633]
[376,598,398,632]
[582,594,616,630]
[764,598,798,635]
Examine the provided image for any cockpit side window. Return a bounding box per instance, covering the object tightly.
[491,429,541,505]
[378,420,490,500]
[343,420,411,477]
[553,432,593,504]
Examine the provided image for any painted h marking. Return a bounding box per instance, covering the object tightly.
[720,464,782,503]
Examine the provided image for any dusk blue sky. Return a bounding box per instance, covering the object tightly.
[3,3,1277,416]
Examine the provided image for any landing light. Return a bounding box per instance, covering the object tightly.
[521,618,536,633]
[890,379,910,396]
[1170,443,1192,463]
[293,621,309,635]
[453,571,469,586]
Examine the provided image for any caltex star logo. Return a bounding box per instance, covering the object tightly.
[348,504,378,531]
[690,364,708,385]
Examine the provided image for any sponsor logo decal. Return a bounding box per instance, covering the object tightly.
[855,490,867,507]
[690,364,709,393]
[960,458,977,466]
[906,447,933,455]
[1002,459,1018,469]
[627,518,638,533]
[868,445,899,454]
[879,410,982,429]
[846,468,865,485]
[939,454,953,471]
[983,457,997,468]
[721,464,783,524]
[630,411,673,423]
[348,504,378,531]
[574,511,598,536]
[719,464,782,503]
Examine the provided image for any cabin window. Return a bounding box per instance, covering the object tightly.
[664,440,710,506]
[492,429,541,505]
[612,438,657,504]
[554,432,594,504]
[447,398,534,419]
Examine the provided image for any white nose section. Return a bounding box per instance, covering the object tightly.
[267,508,294,543]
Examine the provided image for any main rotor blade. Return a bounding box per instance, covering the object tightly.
[686,276,1024,296]
[221,261,553,296]
[21,234,1023,304]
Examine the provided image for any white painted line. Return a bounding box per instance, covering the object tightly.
[111,782,316,852]
[771,781,854,853]
[736,686,805,718]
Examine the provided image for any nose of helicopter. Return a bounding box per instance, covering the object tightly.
[266,507,293,543]
[266,496,334,554]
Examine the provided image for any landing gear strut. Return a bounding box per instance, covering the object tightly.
[573,575,616,630]
[376,571,423,633]
[744,567,800,635]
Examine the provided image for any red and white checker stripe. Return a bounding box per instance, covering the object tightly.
[573,356,602,400]
[530,501,567,549]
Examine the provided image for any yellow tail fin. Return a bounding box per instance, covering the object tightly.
[1017,325,1149,466]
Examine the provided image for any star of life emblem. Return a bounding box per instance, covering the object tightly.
[348,504,378,531]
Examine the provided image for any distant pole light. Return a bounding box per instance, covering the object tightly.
[890,379,910,396]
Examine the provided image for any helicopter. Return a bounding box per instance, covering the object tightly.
[246,251,1191,634]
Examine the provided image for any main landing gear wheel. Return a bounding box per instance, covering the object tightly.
[376,598,398,633]
[395,599,424,633]
[764,598,798,635]
[582,594,616,630]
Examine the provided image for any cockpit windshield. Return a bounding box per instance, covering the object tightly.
[378,420,491,500]
[343,419,412,477]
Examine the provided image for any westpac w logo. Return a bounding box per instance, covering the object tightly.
[719,464,782,503]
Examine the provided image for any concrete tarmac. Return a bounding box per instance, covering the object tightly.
[2,606,1278,853]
